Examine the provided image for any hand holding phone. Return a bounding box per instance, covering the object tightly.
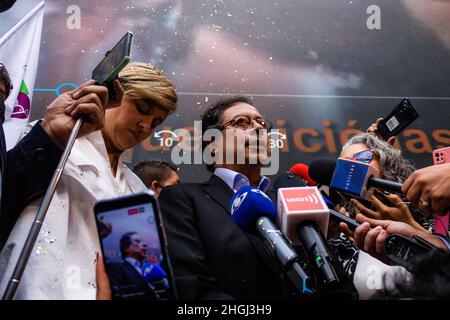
[91,31,133,101]
[378,98,419,141]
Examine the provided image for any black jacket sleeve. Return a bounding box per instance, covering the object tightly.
[0,121,62,250]
[158,185,234,299]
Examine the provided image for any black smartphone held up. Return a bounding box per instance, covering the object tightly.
[91,31,133,97]
[329,209,360,231]
[94,191,177,300]
[378,98,419,140]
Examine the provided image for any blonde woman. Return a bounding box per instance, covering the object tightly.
[0,62,177,300]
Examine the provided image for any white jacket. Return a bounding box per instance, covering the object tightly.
[0,129,147,300]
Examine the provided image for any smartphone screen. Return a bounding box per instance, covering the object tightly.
[91,32,133,84]
[94,193,174,300]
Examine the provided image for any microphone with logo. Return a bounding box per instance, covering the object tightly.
[270,171,306,203]
[230,186,314,296]
[289,163,317,186]
[277,186,340,289]
[309,158,403,200]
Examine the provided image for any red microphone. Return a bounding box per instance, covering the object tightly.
[289,163,317,186]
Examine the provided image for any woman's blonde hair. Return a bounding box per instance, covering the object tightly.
[118,62,177,113]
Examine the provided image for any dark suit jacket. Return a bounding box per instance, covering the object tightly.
[0,121,62,251]
[107,261,157,300]
[158,174,288,300]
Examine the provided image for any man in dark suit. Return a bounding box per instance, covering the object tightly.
[106,232,158,299]
[0,63,115,250]
[158,96,291,299]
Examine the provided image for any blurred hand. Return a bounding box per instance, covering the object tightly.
[402,163,450,216]
[96,253,112,300]
[340,214,447,264]
[367,117,396,146]
[40,79,123,149]
[350,194,427,232]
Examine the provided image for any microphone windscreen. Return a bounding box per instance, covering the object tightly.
[308,158,336,186]
[271,172,306,203]
[289,163,316,186]
[230,186,277,233]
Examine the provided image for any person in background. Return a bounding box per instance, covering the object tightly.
[0,62,177,300]
[328,133,438,299]
[133,160,179,197]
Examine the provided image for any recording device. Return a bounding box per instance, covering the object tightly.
[384,234,443,273]
[270,171,306,202]
[378,98,419,140]
[329,209,360,231]
[289,163,316,186]
[277,187,339,288]
[93,191,176,300]
[309,158,403,200]
[91,31,133,99]
[230,186,314,296]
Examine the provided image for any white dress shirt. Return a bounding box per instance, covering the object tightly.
[0,129,147,300]
[214,167,270,193]
[125,257,143,275]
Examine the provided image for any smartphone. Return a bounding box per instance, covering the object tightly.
[378,98,419,140]
[94,191,177,300]
[91,31,133,96]
[329,209,360,231]
[384,234,442,273]
[433,146,450,165]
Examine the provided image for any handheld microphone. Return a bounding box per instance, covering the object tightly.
[289,163,316,186]
[271,171,306,203]
[230,186,314,296]
[277,187,339,288]
[309,158,403,200]
[142,262,167,283]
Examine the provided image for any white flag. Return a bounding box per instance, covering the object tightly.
[0,1,45,150]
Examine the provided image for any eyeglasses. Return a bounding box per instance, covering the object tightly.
[352,150,376,164]
[0,63,13,99]
[217,114,273,131]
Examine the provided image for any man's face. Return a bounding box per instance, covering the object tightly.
[125,233,148,261]
[214,103,270,167]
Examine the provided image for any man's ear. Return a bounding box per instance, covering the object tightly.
[150,180,159,192]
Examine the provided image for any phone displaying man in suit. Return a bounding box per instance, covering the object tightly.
[94,193,174,300]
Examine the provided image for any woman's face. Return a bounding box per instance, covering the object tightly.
[103,95,169,152]
[340,143,381,176]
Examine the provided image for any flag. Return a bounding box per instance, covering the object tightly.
[0,1,45,150]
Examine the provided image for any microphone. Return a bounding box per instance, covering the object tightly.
[290,163,317,186]
[271,171,306,203]
[230,186,314,296]
[142,262,167,283]
[277,187,339,288]
[309,158,403,200]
